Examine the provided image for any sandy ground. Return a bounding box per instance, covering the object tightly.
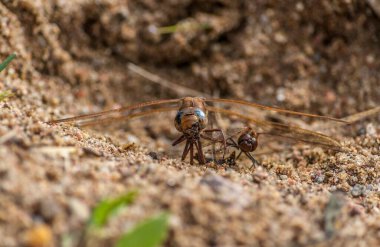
[0,0,379,246]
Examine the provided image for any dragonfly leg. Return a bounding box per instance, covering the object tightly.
[200,128,226,163]
[195,138,206,164]
[245,152,261,169]
[236,151,243,160]
[226,137,239,149]
[217,130,226,160]
[199,133,219,163]
[181,139,191,161]
[200,133,217,142]
[190,143,194,165]
[225,151,237,166]
[203,128,222,132]
[172,134,187,146]
[203,128,226,147]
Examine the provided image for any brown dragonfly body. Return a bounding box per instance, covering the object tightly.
[171,97,224,165]
[49,97,350,165]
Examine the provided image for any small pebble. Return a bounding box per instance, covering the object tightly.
[22,224,53,247]
[315,174,325,183]
[351,184,367,197]
[69,198,90,221]
[37,198,62,222]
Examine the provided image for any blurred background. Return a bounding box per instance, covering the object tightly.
[2,0,379,118]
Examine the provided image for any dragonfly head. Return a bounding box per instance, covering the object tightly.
[238,130,258,152]
[174,97,208,135]
[174,108,207,135]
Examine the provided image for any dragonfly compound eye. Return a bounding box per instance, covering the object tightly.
[194,109,206,119]
[194,108,207,129]
[174,110,184,131]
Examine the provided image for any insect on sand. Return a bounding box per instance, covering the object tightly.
[48,96,356,165]
[220,125,336,168]
[223,127,261,168]
[225,105,380,167]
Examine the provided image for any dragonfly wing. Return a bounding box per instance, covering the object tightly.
[48,99,180,125]
[206,98,348,123]
[225,127,250,138]
[76,107,178,127]
[208,106,342,149]
[342,106,380,123]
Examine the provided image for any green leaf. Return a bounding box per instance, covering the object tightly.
[0,53,16,73]
[90,191,137,228]
[115,213,170,247]
[0,90,13,102]
[157,25,178,34]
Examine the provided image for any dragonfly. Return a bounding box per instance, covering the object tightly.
[213,125,339,168]
[223,127,260,167]
[48,97,349,165]
[217,105,380,167]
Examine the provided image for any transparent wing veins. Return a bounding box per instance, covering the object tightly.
[48,98,180,125]
[207,106,342,148]
[206,98,348,123]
